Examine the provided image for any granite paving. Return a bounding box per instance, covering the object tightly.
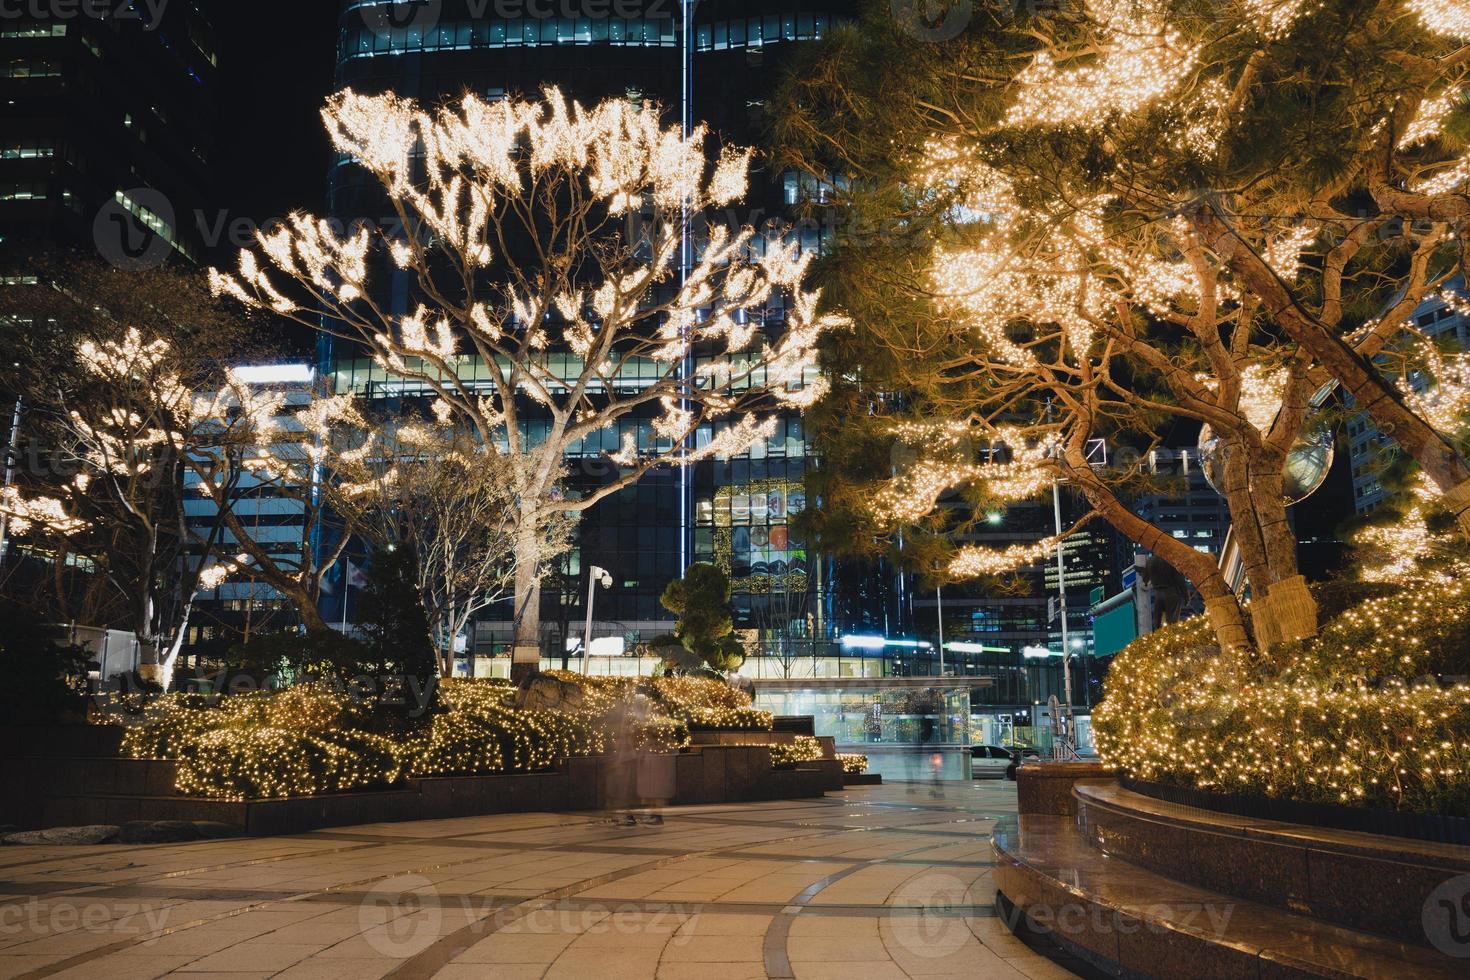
[0,781,1073,979]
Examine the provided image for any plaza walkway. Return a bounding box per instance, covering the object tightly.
[0,781,1075,980]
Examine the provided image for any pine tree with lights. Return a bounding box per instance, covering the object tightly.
[775,0,1470,653]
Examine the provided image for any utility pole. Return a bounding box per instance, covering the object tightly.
[676,0,695,574]
[1044,397,1076,752]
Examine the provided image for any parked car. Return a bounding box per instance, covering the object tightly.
[970,744,1014,778]
[1005,746,1041,781]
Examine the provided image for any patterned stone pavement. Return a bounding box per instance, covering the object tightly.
[0,780,1076,980]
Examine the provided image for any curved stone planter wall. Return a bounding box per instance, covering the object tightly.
[1075,780,1470,947]
[994,772,1469,977]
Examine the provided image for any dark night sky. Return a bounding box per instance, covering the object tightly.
[200,2,341,354]
[206,1,340,236]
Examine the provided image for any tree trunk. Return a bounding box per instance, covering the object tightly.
[1217,437,1277,649]
[1063,451,1252,653]
[511,521,543,681]
[297,597,331,633]
[134,582,168,686]
[1252,466,1317,643]
[433,610,451,678]
[157,612,192,694]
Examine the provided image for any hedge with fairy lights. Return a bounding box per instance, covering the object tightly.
[119,672,767,800]
[1095,499,1470,815]
[770,735,823,768]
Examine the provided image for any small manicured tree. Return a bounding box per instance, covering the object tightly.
[660,563,745,673]
[357,544,439,713]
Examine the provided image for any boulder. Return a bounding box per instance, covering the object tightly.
[515,674,586,712]
[3,825,119,846]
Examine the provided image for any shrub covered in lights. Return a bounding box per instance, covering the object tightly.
[839,753,869,774]
[124,684,404,800]
[119,672,763,800]
[179,727,403,800]
[770,735,823,768]
[635,716,692,752]
[1094,574,1470,815]
[535,670,773,734]
[648,675,774,731]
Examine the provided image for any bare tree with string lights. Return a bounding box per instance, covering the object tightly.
[212,88,844,672]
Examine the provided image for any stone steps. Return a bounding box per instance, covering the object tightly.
[993,775,1468,978]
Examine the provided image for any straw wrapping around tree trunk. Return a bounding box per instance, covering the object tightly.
[1203,594,1250,652]
[1446,478,1470,535]
[1269,575,1318,643]
[1250,591,1280,650]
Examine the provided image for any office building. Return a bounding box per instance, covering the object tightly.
[0,1,218,267]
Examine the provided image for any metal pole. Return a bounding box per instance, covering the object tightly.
[676,0,694,574]
[582,572,597,675]
[1052,478,1074,746]
[340,569,350,634]
[0,396,22,571]
[935,586,944,677]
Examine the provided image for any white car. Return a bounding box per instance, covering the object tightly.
[970,744,1013,778]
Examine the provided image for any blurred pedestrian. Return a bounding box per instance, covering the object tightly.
[603,695,641,826]
[602,691,669,827]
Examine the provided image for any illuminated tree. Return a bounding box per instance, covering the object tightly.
[0,327,388,684]
[212,88,841,671]
[360,423,573,676]
[0,328,244,686]
[972,0,1470,527]
[0,263,274,685]
[776,0,1470,651]
[182,367,379,638]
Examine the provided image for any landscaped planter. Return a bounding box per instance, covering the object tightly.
[1120,774,1470,845]
[7,734,837,837]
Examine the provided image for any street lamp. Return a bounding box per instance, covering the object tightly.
[581,565,612,674]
